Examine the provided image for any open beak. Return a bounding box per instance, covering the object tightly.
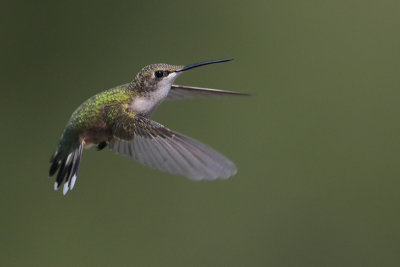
[175,58,233,72]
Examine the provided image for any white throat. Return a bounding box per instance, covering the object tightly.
[129,72,179,115]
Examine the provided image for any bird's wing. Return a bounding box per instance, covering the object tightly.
[166,84,249,100]
[109,111,237,180]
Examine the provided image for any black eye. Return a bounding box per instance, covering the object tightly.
[155,70,164,78]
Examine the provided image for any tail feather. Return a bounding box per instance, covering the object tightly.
[49,152,63,177]
[49,142,83,195]
[67,145,82,188]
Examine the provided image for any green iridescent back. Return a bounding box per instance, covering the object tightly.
[69,85,134,128]
[58,84,135,150]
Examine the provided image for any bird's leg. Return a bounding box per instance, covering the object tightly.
[96,141,108,151]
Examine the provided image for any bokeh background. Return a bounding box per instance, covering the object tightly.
[2,1,400,266]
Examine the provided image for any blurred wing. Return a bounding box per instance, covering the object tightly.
[109,114,237,180]
[166,84,249,100]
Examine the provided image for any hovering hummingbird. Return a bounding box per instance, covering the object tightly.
[49,58,248,195]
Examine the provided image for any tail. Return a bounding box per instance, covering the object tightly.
[49,142,83,195]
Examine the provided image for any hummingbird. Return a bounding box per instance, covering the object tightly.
[49,58,248,195]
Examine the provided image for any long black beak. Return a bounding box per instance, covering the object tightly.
[175,58,233,72]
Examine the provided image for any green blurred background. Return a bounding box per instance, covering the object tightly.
[2,1,400,266]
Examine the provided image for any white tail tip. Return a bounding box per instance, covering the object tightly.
[70,174,77,190]
[63,182,69,195]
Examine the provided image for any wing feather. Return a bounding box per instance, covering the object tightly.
[109,114,237,180]
[167,84,249,100]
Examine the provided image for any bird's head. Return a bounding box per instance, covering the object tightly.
[133,59,232,94]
